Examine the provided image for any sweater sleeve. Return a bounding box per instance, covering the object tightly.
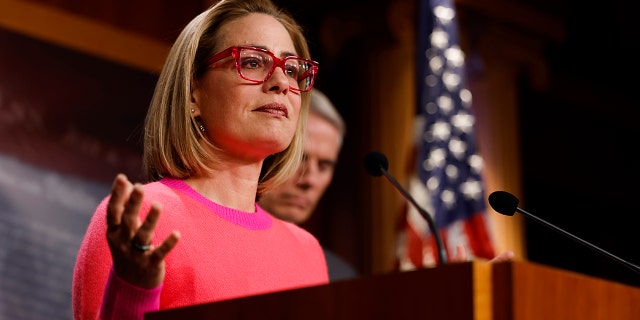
[99,266,162,320]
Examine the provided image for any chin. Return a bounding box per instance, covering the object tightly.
[282,212,307,225]
[260,140,291,155]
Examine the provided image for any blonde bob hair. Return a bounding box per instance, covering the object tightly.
[143,0,312,195]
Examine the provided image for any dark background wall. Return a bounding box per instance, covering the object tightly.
[279,0,640,287]
[1,0,639,318]
[509,0,640,287]
[0,26,153,319]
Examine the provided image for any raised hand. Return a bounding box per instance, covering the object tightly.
[450,244,514,263]
[488,250,515,263]
[105,174,181,289]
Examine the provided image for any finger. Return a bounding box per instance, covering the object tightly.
[149,231,181,264]
[490,250,515,263]
[106,174,133,231]
[131,202,162,250]
[451,244,467,263]
[124,231,178,289]
[120,183,145,241]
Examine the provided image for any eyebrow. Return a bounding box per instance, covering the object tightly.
[302,153,337,167]
[250,45,297,58]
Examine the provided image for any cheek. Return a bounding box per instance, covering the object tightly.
[290,96,303,119]
[317,172,334,190]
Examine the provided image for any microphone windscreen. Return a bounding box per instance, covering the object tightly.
[488,191,519,216]
[364,151,389,177]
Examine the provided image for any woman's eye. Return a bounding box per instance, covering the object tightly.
[284,65,299,78]
[241,57,264,69]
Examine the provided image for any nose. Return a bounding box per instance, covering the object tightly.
[296,160,319,189]
[263,65,290,93]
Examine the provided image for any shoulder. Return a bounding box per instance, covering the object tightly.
[272,217,320,245]
[139,179,185,207]
[142,179,175,196]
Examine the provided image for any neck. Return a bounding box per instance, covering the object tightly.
[184,164,261,212]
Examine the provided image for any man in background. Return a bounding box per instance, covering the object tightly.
[259,89,358,281]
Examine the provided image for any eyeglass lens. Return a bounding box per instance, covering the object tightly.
[238,48,314,91]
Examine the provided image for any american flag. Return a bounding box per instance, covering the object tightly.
[396,0,495,270]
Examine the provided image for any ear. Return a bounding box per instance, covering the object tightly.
[190,79,201,116]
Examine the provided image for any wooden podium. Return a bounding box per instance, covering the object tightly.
[145,261,640,319]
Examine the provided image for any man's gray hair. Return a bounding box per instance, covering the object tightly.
[309,89,346,138]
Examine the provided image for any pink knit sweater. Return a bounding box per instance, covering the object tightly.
[72,178,329,320]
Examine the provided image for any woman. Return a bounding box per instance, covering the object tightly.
[72,0,328,319]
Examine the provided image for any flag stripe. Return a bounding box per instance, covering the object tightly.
[397,0,495,270]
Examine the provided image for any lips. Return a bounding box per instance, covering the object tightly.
[284,194,309,209]
[254,103,288,118]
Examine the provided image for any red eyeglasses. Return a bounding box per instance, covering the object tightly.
[208,46,319,92]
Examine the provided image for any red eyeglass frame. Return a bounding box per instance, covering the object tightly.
[207,45,319,92]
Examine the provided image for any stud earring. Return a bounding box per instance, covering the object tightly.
[191,109,195,113]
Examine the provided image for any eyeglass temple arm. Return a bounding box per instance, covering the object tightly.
[298,67,317,80]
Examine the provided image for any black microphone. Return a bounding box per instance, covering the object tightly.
[488,191,640,276]
[364,151,448,265]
